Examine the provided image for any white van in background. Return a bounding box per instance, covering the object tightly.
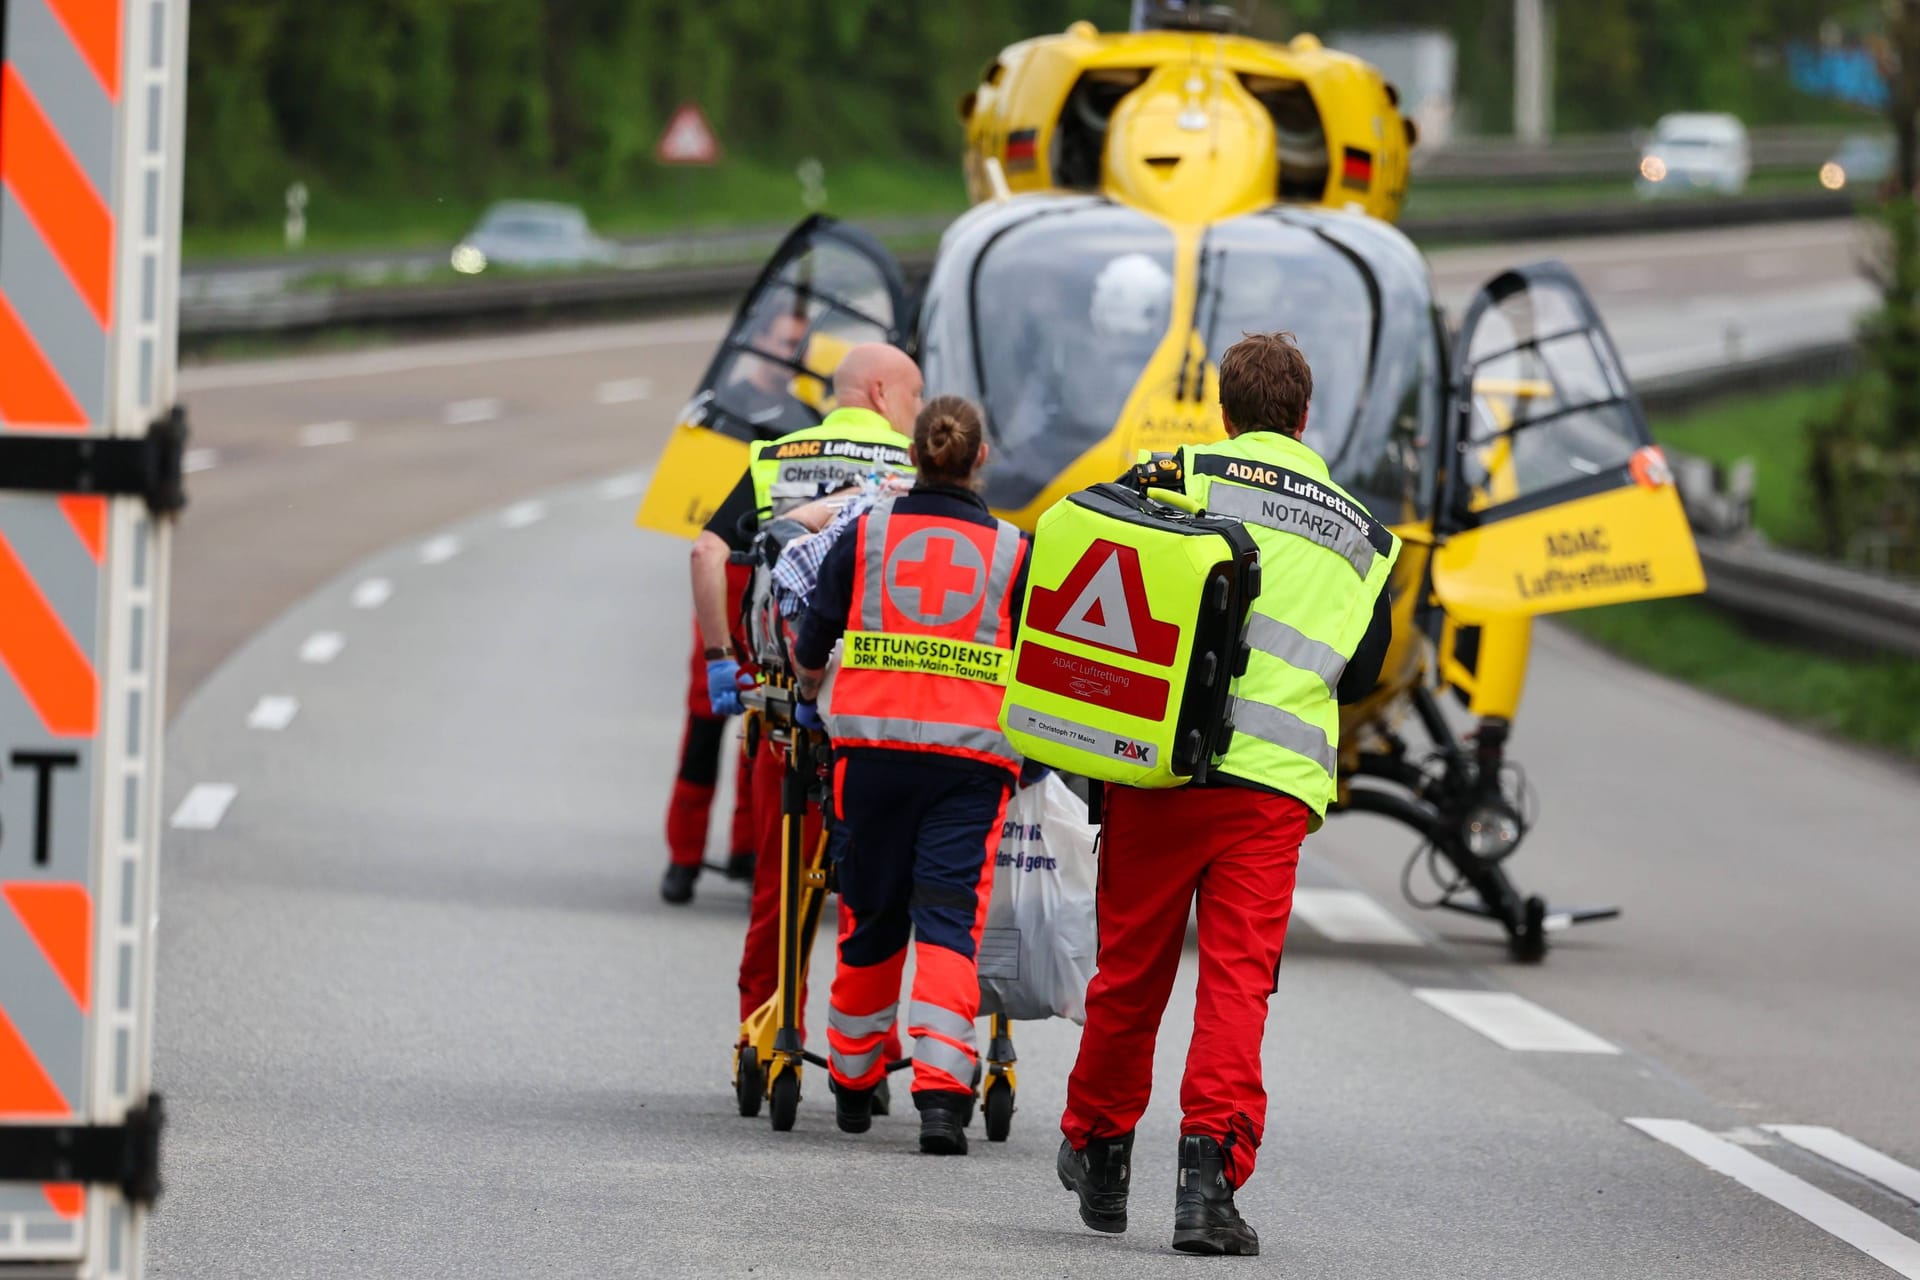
[1636,112,1750,197]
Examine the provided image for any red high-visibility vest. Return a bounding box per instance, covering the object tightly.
[823,501,1026,773]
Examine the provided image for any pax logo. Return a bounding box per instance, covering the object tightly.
[1028,540,1179,664]
[1112,738,1153,761]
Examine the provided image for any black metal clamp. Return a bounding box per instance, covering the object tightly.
[0,405,189,516]
[0,1095,165,1206]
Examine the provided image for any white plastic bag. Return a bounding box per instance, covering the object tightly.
[977,773,1099,1024]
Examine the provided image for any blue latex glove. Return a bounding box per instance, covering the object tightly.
[706,658,746,716]
[795,700,826,732]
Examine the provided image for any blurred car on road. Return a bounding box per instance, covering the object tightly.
[1819,134,1893,191]
[451,201,618,274]
[1636,112,1750,197]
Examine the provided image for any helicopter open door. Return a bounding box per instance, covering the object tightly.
[1429,262,1705,623]
[635,215,911,538]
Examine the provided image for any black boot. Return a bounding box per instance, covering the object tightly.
[833,1079,875,1134]
[1057,1132,1133,1233]
[660,863,699,904]
[1172,1134,1258,1256]
[917,1090,971,1155]
[723,850,756,882]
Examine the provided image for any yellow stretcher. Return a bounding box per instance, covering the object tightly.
[730,671,1020,1139]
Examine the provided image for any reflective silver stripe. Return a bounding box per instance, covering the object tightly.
[973,520,1021,645]
[858,503,890,630]
[830,1002,899,1040]
[1204,482,1375,577]
[826,712,1020,764]
[908,1001,977,1048]
[1244,612,1347,693]
[1232,697,1338,780]
[833,1043,885,1080]
[913,1033,978,1085]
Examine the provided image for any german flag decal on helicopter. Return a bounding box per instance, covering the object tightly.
[1341,146,1374,191]
[1005,128,1039,172]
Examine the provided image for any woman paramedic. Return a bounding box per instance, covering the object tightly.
[789,395,1030,1156]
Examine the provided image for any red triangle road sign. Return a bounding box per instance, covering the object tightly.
[656,103,721,166]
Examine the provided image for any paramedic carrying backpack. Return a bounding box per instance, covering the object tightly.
[999,483,1260,788]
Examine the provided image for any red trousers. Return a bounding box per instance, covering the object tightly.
[665,621,755,869]
[1061,784,1306,1188]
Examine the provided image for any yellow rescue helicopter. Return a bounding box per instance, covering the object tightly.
[638,3,1706,961]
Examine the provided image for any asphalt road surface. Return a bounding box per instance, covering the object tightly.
[146,220,1920,1277]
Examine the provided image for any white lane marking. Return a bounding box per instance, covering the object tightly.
[299,631,345,664]
[178,314,728,392]
[298,419,356,447]
[1597,264,1653,291]
[1766,1126,1920,1206]
[351,577,393,609]
[182,447,219,473]
[502,500,546,529]
[1291,888,1424,946]
[596,377,652,404]
[246,696,300,731]
[444,397,502,425]
[1412,989,1619,1053]
[1629,1119,1920,1277]
[170,784,237,831]
[599,472,648,500]
[1744,255,1796,280]
[420,534,462,565]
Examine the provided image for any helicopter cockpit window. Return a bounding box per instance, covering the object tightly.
[968,209,1177,509]
[702,240,900,441]
[1459,280,1642,512]
[1191,213,1438,520]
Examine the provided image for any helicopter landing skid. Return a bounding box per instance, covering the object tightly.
[1339,688,1619,963]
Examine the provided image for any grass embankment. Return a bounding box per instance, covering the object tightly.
[182,159,968,262]
[1556,379,1920,760]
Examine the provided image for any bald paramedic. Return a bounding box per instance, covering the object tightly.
[688,342,921,1041]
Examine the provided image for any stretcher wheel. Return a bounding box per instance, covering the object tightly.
[769,1071,800,1132]
[735,1048,764,1118]
[984,1078,1014,1143]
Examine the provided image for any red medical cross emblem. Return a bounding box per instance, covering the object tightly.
[891,535,980,619]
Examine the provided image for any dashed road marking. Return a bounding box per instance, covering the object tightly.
[1766,1125,1920,1206]
[444,397,502,425]
[502,500,547,529]
[1291,888,1424,946]
[1598,264,1653,291]
[1744,255,1797,280]
[351,578,393,609]
[1412,989,1619,1053]
[1629,1119,1920,1277]
[599,472,648,500]
[170,784,238,831]
[299,631,345,664]
[298,420,357,447]
[596,377,652,404]
[420,535,462,565]
[246,696,300,731]
[183,447,219,473]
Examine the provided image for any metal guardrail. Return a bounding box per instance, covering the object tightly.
[1692,536,1920,659]
[178,192,1856,343]
[1640,343,1920,660]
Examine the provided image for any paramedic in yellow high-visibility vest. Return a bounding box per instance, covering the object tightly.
[1056,332,1398,1257]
